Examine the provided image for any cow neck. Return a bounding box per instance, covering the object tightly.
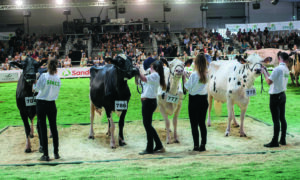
[167,74,181,95]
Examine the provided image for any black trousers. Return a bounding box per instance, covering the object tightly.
[270,92,287,142]
[188,94,208,147]
[142,99,163,152]
[37,100,59,156]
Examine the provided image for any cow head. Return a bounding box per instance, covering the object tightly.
[10,56,47,83]
[162,58,185,78]
[111,54,139,79]
[245,53,271,75]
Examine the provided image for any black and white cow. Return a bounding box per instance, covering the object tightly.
[89,54,139,148]
[10,57,47,153]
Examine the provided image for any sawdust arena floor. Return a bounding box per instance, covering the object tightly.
[0,117,299,165]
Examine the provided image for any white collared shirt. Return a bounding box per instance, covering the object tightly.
[184,71,207,95]
[33,72,61,101]
[269,62,289,94]
[141,72,160,99]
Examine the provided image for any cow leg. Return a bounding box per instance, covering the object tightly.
[225,100,234,137]
[290,73,295,85]
[239,108,247,137]
[30,117,34,138]
[160,107,171,144]
[88,102,95,139]
[107,113,116,149]
[296,73,299,87]
[207,95,213,127]
[172,105,181,143]
[118,110,127,146]
[106,120,111,136]
[232,107,240,128]
[20,111,32,153]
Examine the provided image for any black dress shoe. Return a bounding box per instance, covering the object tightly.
[139,150,153,155]
[54,153,60,159]
[193,146,200,151]
[279,139,286,145]
[264,142,279,148]
[154,147,165,153]
[39,155,50,161]
[199,145,206,152]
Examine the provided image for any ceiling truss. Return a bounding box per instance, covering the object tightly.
[0,0,261,11]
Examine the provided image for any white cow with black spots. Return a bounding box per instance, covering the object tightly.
[207,53,270,137]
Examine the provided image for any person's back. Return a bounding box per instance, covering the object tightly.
[143,53,156,71]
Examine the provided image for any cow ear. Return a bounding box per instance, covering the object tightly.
[10,61,23,69]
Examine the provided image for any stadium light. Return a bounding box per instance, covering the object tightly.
[16,0,23,6]
[56,0,63,5]
[98,0,104,2]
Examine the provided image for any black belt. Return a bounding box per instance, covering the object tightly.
[271,92,285,96]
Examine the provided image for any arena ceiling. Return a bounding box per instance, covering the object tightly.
[1,0,262,10]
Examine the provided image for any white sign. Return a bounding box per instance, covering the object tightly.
[166,93,179,104]
[246,88,256,97]
[0,72,20,82]
[115,101,128,111]
[25,96,37,106]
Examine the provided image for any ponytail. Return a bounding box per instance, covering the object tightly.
[48,59,58,75]
[151,60,166,90]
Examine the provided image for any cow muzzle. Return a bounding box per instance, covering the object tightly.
[24,73,37,82]
[255,68,261,74]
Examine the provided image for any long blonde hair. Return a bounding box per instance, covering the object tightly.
[194,54,207,84]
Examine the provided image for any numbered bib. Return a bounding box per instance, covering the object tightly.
[246,88,256,97]
[25,97,37,106]
[166,94,179,104]
[115,101,128,111]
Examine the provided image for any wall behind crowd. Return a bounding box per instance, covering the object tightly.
[0,0,299,34]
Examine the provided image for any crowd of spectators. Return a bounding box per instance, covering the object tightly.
[1,31,67,70]
[1,27,299,71]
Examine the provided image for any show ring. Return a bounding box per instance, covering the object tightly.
[0,116,299,166]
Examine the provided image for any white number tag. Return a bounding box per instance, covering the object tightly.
[25,97,37,106]
[166,94,179,104]
[246,88,256,97]
[115,101,128,111]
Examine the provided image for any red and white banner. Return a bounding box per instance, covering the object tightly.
[0,67,91,82]
[57,67,90,78]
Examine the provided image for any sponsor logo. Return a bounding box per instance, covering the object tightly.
[5,74,12,78]
[62,69,71,77]
[72,69,90,76]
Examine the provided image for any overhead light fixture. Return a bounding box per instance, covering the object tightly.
[98,0,104,2]
[56,0,63,5]
[16,0,23,6]
[271,0,279,5]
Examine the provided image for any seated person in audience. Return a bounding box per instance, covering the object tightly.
[87,56,94,67]
[14,52,21,63]
[222,52,229,60]
[1,58,9,70]
[256,42,262,50]
[80,54,87,67]
[99,56,106,66]
[228,44,234,54]
[64,56,72,68]
[240,41,249,53]
[21,51,27,61]
[58,59,64,68]
[93,57,100,66]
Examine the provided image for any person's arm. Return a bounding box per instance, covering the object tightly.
[33,74,46,92]
[262,66,273,85]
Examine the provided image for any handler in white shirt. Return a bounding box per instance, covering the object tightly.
[33,59,61,161]
[183,53,208,152]
[137,60,166,155]
[262,51,289,148]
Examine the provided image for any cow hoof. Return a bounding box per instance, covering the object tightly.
[24,148,32,153]
[225,133,229,137]
[88,136,95,139]
[119,138,127,146]
[111,146,116,149]
[106,132,111,137]
[240,134,247,137]
[30,134,34,138]
[174,140,180,143]
[49,135,53,138]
